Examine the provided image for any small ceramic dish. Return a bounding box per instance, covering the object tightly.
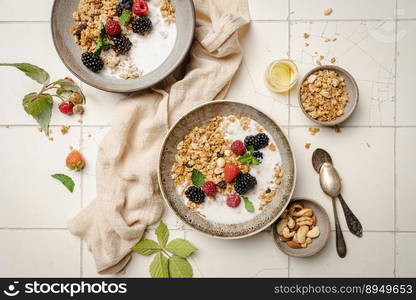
[272,197,330,257]
[51,0,195,93]
[158,100,296,239]
[298,65,359,126]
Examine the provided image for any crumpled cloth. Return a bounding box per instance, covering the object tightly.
[68,0,249,274]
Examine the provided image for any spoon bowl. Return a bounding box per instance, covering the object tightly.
[319,162,342,197]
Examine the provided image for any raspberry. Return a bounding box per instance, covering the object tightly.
[244,133,270,150]
[132,0,148,16]
[131,16,152,35]
[58,102,74,115]
[81,52,104,72]
[112,35,132,54]
[230,140,246,156]
[202,181,216,196]
[252,151,263,162]
[185,186,205,204]
[105,19,121,37]
[65,77,74,82]
[226,194,241,208]
[217,181,227,190]
[234,173,257,195]
[224,163,240,183]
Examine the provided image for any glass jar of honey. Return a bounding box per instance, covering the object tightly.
[264,59,298,93]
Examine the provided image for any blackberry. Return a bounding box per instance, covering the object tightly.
[112,35,132,54]
[252,151,263,162]
[185,186,205,204]
[120,0,133,9]
[234,173,257,195]
[131,16,152,35]
[81,52,104,73]
[244,133,270,150]
[217,181,227,189]
[115,3,123,16]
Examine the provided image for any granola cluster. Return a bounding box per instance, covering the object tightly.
[71,0,119,52]
[160,0,176,23]
[259,165,283,210]
[300,70,349,122]
[171,116,250,195]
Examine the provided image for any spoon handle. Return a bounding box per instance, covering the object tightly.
[332,197,347,258]
[338,194,363,237]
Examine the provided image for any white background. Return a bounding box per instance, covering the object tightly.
[0,0,415,277]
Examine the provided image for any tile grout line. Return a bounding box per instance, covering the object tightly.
[287,0,291,279]
[393,0,399,279]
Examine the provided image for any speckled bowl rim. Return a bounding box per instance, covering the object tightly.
[50,0,195,93]
[272,197,330,257]
[297,65,359,127]
[157,100,297,239]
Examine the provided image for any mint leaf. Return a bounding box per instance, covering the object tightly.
[119,10,133,26]
[132,239,160,256]
[51,174,75,192]
[247,145,255,153]
[22,93,53,134]
[241,195,255,213]
[93,24,113,57]
[0,63,50,84]
[149,252,169,278]
[155,221,169,248]
[191,169,204,188]
[168,255,193,278]
[54,79,85,102]
[165,238,198,258]
[237,153,259,165]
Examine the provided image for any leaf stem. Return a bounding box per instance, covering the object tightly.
[161,249,171,258]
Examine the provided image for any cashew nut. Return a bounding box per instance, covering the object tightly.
[306,226,320,238]
[297,220,313,226]
[292,208,313,217]
[301,237,312,248]
[296,216,313,223]
[282,227,295,239]
[276,218,288,235]
[289,203,304,216]
[296,225,309,244]
[287,216,296,229]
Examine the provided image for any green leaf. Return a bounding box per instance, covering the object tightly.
[119,9,133,26]
[155,221,169,248]
[165,238,198,258]
[191,169,204,188]
[247,145,255,153]
[131,239,160,256]
[237,153,259,165]
[22,93,53,135]
[168,255,193,278]
[54,79,85,102]
[0,63,50,84]
[241,195,255,213]
[51,174,75,193]
[149,252,169,278]
[93,24,113,57]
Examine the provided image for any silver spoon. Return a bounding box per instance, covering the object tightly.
[312,148,363,238]
[320,162,347,258]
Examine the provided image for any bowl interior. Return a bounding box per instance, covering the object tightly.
[51,0,195,93]
[272,198,330,257]
[158,101,296,238]
[298,65,359,126]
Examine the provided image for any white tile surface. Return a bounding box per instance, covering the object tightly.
[289,127,395,231]
[290,21,396,126]
[248,0,288,20]
[0,126,81,228]
[396,233,416,277]
[0,0,54,21]
[396,128,416,231]
[0,230,80,277]
[290,0,396,20]
[397,0,416,19]
[397,21,416,126]
[289,232,395,277]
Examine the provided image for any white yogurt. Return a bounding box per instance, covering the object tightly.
[176,117,282,225]
[102,0,177,79]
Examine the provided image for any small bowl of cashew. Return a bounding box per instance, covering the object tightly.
[272,197,330,257]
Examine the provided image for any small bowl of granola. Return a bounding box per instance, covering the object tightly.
[272,198,330,257]
[298,65,359,126]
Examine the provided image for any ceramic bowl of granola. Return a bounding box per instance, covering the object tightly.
[272,198,330,257]
[298,65,359,126]
[158,100,296,238]
[51,0,195,93]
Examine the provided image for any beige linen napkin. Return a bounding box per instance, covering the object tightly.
[68,0,249,274]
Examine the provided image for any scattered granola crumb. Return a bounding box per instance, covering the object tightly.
[60,125,70,135]
[37,127,43,132]
[268,143,277,151]
[88,134,92,138]
[48,137,54,141]
[77,119,83,124]
[332,38,337,42]
[303,33,310,39]
[324,8,333,16]
[316,60,322,66]
[366,142,371,148]
[330,57,336,63]
[308,127,320,136]
[49,129,53,135]
[305,42,310,47]
[324,38,331,42]
[333,126,342,133]
[305,143,311,149]
[319,55,324,61]
[4,125,10,128]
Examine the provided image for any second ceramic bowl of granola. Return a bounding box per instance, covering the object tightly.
[158,100,296,238]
